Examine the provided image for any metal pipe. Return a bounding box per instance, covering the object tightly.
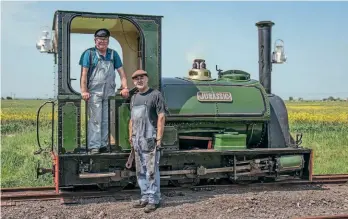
[255,21,274,94]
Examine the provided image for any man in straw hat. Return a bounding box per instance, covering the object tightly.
[128,69,167,213]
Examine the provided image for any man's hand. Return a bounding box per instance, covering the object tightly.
[128,137,132,146]
[156,139,162,149]
[82,91,90,101]
[120,88,129,99]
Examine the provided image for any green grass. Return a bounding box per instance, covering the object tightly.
[1,129,53,187]
[286,101,348,175]
[1,99,347,188]
[290,125,348,175]
[1,100,54,187]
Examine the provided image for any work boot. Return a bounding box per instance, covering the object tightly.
[89,148,100,154]
[99,147,110,153]
[133,200,148,208]
[144,203,159,213]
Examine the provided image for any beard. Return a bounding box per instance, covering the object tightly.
[136,84,145,89]
[135,82,148,91]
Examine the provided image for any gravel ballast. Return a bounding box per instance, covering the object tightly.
[2,184,348,219]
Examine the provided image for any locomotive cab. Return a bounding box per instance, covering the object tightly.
[68,15,148,91]
[38,11,163,155]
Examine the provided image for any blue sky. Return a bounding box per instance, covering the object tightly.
[1,1,348,100]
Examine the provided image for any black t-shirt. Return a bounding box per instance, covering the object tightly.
[130,88,168,128]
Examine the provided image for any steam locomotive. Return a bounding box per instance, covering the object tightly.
[35,10,312,192]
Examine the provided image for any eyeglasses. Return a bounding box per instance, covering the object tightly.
[96,37,109,42]
[132,75,146,80]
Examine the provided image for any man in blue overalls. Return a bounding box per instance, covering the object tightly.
[128,70,167,213]
[80,28,129,154]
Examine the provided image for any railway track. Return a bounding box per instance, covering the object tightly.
[1,174,348,204]
[296,215,348,219]
[1,174,348,219]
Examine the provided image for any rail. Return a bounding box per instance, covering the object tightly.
[295,215,348,219]
[1,174,347,205]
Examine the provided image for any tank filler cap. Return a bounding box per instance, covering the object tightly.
[219,70,251,82]
[187,59,214,81]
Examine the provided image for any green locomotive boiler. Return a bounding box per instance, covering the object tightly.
[34,10,313,192]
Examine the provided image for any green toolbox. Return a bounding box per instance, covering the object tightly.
[213,132,247,151]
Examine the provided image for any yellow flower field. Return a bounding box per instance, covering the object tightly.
[1,111,56,122]
[1,99,57,122]
[286,102,348,124]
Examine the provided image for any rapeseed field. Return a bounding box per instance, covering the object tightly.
[1,99,347,187]
[287,102,348,125]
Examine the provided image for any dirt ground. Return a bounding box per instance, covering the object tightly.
[2,183,348,219]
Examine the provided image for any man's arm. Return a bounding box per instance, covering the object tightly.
[113,51,127,89]
[80,67,89,92]
[128,96,134,146]
[155,92,168,146]
[156,112,165,145]
[117,66,128,89]
[79,50,90,101]
[113,51,129,98]
[128,119,133,147]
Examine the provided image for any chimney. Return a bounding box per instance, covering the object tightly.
[255,21,274,94]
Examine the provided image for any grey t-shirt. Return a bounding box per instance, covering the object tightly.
[130,88,168,129]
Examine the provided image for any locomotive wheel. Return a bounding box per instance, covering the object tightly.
[192,178,201,186]
[96,183,110,190]
[168,180,181,187]
[234,180,255,185]
[258,176,276,183]
[228,174,258,185]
